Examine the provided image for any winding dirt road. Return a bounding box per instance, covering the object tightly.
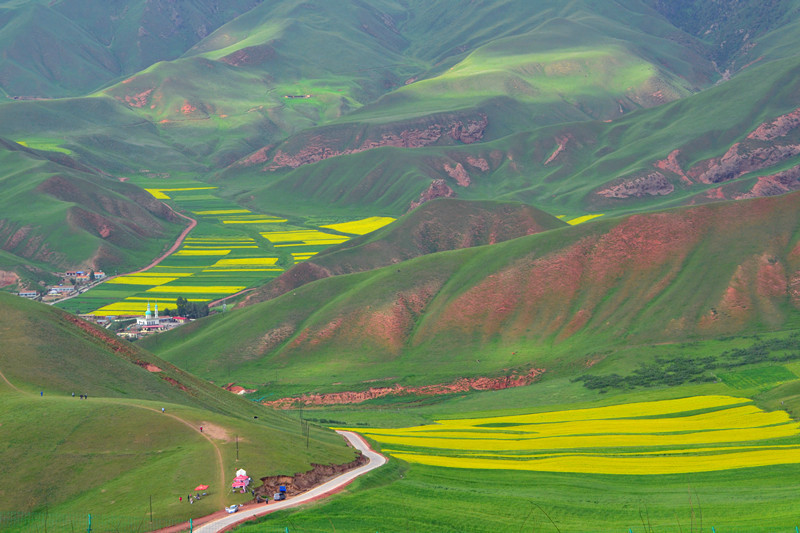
[50,202,196,305]
[117,203,197,278]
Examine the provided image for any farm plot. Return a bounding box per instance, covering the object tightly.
[320,216,395,235]
[59,178,397,315]
[360,395,800,475]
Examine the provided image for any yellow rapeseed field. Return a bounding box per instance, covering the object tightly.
[144,187,217,200]
[173,249,231,256]
[212,257,279,266]
[125,297,209,302]
[184,237,255,242]
[202,268,283,272]
[387,447,800,475]
[567,214,604,225]
[192,209,252,215]
[123,272,195,277]
[183,245,258,249]
[145,285,246,294]
[359,396,800,475]
[222,219,288,224]
[106,276,177,286]
[320,216,396,235]
[261,229,350,245]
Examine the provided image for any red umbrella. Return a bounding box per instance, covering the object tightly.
[194,485,209,491]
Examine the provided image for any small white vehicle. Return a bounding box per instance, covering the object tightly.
[225,505,239,514]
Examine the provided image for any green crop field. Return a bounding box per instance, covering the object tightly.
[233,389,800,532]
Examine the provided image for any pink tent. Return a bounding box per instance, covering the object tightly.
[232,475,250,488]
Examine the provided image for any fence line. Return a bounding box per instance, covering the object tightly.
[0,510,186,532]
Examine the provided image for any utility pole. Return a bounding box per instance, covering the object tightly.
[236,434,239,461]
[149,495,153,523]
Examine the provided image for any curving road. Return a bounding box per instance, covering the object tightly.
[193,431,386,533]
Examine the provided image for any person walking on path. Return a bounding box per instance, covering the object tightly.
[162,407,165,413]
[40,391,43,397]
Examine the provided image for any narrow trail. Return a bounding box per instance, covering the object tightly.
[207,288,255,308]
[112,203,197,279]
[50,202,197,306]
[133,404,227,509]
[0,366,226,509]
[0,366,25,394]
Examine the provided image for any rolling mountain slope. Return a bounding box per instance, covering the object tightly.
[0,293,356,524]
[241,198,567,306]
[0,0,265,97]
[146,192,800,398]
[228,51,800,219]
[0,137,184,278]
[0,0,799,292]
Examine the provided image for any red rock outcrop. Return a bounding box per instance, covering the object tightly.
[613,107,800,201]
[654,149,692,184]
[466,156,489,171]
[0,270,20,287]
[597,171,673,198]
[747,107,800,141]
[735,164,800,199]
[263,368,545,407]
[443,162,471,187]
[122,88,153,108]
[255,454,368,499]
[691,143,800,184]
[408,179,455,211]
[544,135,571,165]
[448,114,489,143]
[223,383,257,395]
[263,115,488,170]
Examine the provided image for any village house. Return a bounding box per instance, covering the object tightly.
[47,285,75,296]
[17,291,39,299]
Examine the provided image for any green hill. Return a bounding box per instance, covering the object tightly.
[144,191,800,400]
[240,198,567,306]
[0,0,264,98]
[2,0,800,280]
[0,293,356,529]
[0,137,185,281]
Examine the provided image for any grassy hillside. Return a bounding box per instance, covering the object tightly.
[227,50,800,221]
[0,0,797,283]
[0,293,356,528]
[0,0,264,97]
[144,192,800,400]
[241,198,567,306]
[0,137,185,279]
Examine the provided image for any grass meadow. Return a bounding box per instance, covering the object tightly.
[233,391,800,532]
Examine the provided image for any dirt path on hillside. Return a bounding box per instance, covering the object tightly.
[0,368,226,509]
[50,202,197,306]
[207,288,256,308]
[0,367,25,394]
[115,204,197,278]
[134,404,227,509]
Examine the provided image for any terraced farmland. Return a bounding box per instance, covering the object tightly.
[360,396,800,475]
[56,181,395,316]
